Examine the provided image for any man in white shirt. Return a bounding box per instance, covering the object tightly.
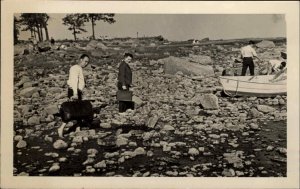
[240,40,261,76]
[58,54,89,137]
[67,54,90,100]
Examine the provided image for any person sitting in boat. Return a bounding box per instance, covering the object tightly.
[240,40,262,76]
[267,51,287,75]
[267,60,286,75]
[269,66,287,82]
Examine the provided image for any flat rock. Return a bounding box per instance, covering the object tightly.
[85,166,96,173]
[199,94,219,110]
[116,137,128,147]
[147,115,159,128]
[188,54,213,65]
[132,96,143,106]
[250,108,263,118]
[94,160,106,168]
[49,163,60,172]
[162,125,175,131]
[83,157,95,165]
[59,157,67,162]
[16,140,27,148]
[14,135,23,141]
[27,116,41,125]
[250,123,259,130]
[19,87,39,98]
[222,168,235,177]
[72,136,83,144]
[44,105,59,115]
[257,105,276,113]
[276,147,287,155]
[188,148,199,156]
[87,148,98,155]
[53,139,68,150]
[16,76,31,88]
[100,122,111,129]
[223,153,243,168]
[134,147,146,156]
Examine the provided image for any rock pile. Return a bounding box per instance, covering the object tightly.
[13,38,287,177]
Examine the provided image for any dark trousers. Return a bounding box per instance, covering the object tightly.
[117,83,134,113]
[68,88,82,100]
[119,101,134,113]
[241,57,255,76]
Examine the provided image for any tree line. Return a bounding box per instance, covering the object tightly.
[14,13,116,44]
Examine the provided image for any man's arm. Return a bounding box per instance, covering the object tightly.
[78,68,85,91]
[118,63,127,89]
[68,66,79,97]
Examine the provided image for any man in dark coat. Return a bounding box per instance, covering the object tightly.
[117,53,133,112]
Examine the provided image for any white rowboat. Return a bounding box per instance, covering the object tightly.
[219,75,286,97]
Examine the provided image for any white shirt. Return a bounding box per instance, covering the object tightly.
[67,65,85,95]
[241,45,257,58]
[269,59,282,72]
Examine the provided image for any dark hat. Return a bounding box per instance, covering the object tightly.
[249,40,255,45]
[124,52,133,58]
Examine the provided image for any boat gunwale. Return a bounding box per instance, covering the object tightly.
[219,76,286,85]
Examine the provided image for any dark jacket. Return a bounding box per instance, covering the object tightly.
[118,61,132,88]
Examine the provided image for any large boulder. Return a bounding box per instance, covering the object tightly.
[90,50,105,58]
[188,55,213,65]
[19,87,39,98]
[14,44,29,56]
[199,94,219,110]
[201,37,209,42]
[161,56,214,76]
[86,40,108,50]
[256,40,275,48]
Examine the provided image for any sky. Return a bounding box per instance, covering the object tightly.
[18,14,286,41]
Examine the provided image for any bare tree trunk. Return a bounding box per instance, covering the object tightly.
[73,27,77,41]
[39,25,44,41]
[92,17,95,40]
[36,27,41,41]
[44,24,49,41]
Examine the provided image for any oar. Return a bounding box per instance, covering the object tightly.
[248,75,257,81]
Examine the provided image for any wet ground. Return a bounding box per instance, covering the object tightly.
[14,119,286,177]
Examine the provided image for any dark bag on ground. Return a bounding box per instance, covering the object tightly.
[116,90,132,101]
[60,100,93,122]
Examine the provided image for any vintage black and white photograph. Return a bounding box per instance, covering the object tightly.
[1,1,299,189]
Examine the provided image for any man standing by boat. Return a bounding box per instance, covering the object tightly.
[240,40,261,76]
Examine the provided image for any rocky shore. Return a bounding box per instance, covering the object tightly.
[13,38,287,176]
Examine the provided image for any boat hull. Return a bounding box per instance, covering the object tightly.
[219,75,286,97]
